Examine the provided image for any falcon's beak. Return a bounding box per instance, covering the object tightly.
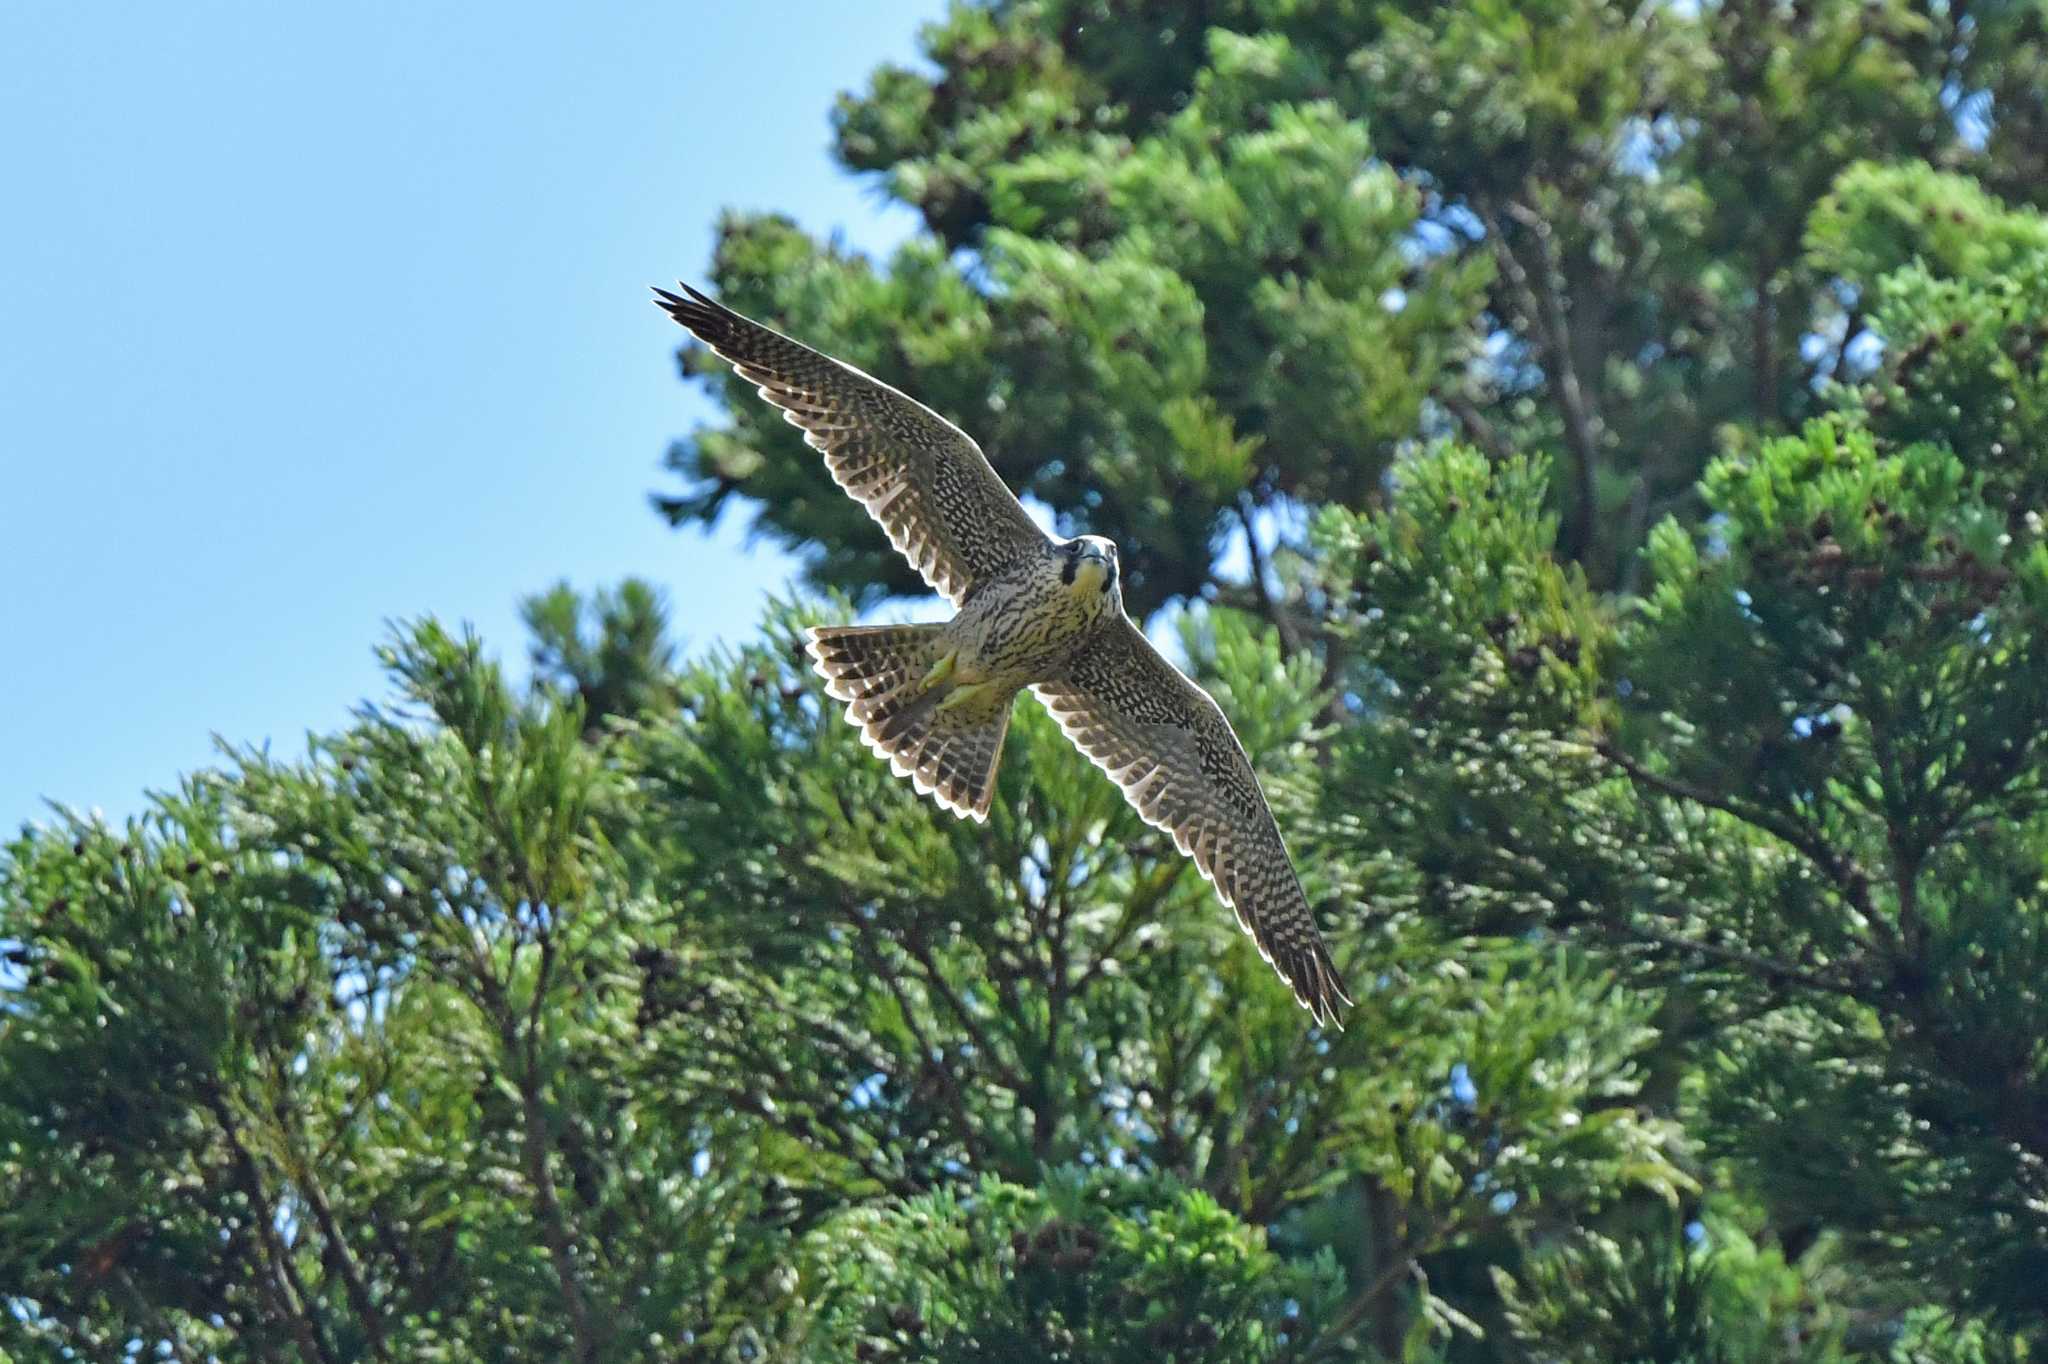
[1072,543,1116,595]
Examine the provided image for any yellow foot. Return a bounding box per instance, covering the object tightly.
[935,680,995,714]
[919,650,959,691]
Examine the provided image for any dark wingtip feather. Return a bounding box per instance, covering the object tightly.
[650,282,733,342]
[1297,949,1352,1031]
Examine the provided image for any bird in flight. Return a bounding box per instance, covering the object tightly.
[655,284,1350,1027]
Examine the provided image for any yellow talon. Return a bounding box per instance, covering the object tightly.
[935,680,991,714]
[919,651,958,690]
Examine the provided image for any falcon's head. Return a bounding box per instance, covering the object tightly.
[1060,536,1121,603]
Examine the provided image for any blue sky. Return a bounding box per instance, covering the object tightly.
[1,1,950,831]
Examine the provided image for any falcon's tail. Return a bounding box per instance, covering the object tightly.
[805,624,1014,823]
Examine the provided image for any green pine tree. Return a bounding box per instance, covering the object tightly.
[6,3,2047,1359]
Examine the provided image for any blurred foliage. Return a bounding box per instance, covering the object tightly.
[774,1169,1345,1361]
[659,0,2046,602]
[7,1,2048,1359]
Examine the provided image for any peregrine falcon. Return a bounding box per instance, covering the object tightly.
[656,284,1351,1027]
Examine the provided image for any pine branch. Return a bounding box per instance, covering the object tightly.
[280,1134,391,1362]
[1595,740,1890,946]
[1236,495,1305,655]
[473,961,603,1364]
[1483,199,1607,570]
[205,1089,340,1364]
[896,926,1033,1099]
[1443,390,1513,463]
[514,1057,601,1364]
[1620,919,1861,998]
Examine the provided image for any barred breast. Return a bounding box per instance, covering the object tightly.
[951,549,1113,683]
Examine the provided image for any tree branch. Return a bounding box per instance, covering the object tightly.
[1236,495,1304,654]
[282,1138,391,1361]
[514,1052,601,1364]
[1619,919,1861,998]
[1752,249,1779,424]
[475,963,602,1364]
[1443,391,1513,463]
[206,1090,339,1364]
[112,1267,203,1364]
[1307,1223,1426,1362]
[897,927,1032,1098]
[1482,200,1607,569]
[1595,740,1888,944]
[858,925,991,1171]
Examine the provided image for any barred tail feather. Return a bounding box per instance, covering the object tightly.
[804,622,943,711]
[804,624,1015,822]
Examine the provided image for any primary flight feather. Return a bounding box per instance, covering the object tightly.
[655,283,1350,1027]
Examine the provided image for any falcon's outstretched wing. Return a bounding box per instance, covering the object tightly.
[1033,619,1352,1026]
[654,285,1049,606]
